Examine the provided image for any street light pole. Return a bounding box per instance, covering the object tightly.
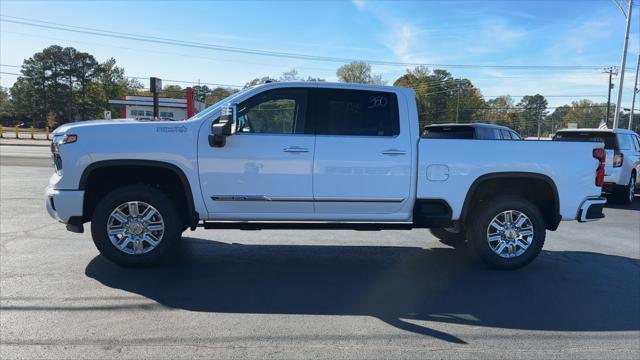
[630,55,640,130]
[605,67,615,124]
[613,0,633,129]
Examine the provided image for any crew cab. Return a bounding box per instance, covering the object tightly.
[45,82,607,269]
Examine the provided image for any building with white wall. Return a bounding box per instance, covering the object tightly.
[108,87,204,120]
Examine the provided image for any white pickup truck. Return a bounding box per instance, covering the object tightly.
[45,82,607,269]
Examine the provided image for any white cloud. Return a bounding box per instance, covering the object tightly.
[467,22,528,54]
[555,20,612,54]
[351,1,435,66]
[352,0,366,11]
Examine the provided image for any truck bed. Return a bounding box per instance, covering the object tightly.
[417,139,602,221]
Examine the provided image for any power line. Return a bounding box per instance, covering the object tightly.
[0,14,611,71]
[0,66,242,88]
[0,29,341,74]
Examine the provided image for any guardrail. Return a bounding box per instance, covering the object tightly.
[0,125,50,140]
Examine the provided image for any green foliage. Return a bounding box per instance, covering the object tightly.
[549,100,608,130]
[205,87,239,106]
[484,96,519,130]
[516,94,548,136]
[393,66,484,128]
[9,45,139,126]
[0,86,11,113]
[337,61,385,85]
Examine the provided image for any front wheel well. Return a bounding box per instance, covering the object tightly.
[80,161,197,229]
[461,174,560,231]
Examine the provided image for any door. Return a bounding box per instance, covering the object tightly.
[310,88,412,217]
[198,88,315,219]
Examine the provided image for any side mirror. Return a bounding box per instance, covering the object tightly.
[209,104,237,147]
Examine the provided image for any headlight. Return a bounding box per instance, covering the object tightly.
[50,134,77,176]
[51,134,77,154]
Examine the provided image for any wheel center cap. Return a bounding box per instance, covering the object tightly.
[505,229,518,239]
[128,221,144,235]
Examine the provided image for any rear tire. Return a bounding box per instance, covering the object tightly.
[613,174,635,205]
[467,196,545,270]
[91,184,183,266]
[430,227,467,249]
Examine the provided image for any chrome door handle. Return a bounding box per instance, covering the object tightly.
[382,149,406,155]
[283,146,309,153]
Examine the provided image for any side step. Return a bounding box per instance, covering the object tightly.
[201,221,415,231]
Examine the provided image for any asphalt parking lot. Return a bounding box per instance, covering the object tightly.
[1,145,639,359]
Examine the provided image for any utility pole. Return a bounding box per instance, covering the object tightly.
[537,105,542,139]
[604,67,616,124]
[629,55,640,130]
[150,77,162,120]
[455,78,462,123]
[613,0,633,129]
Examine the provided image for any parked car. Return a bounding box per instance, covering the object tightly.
[553,128,640,204]
[46,82,606,269]
[423,123,522,140]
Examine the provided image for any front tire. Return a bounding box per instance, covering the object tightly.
[91,184,183,266]
[467,196,545,270]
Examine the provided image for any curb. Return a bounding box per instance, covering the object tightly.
[0,142,51,147]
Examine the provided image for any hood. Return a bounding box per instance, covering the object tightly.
[52,118,188,135]
[53,118,140,134]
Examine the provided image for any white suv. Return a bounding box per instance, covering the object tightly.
[554,128,640,204]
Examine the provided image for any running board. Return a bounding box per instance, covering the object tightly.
[201,221,415,231]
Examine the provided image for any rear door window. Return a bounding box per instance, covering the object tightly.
[311,89,399,136]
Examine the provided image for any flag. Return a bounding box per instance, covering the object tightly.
[598,120,608,129]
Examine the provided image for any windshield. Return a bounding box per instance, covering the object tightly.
[552,131,618,149]
[187,87,252,121]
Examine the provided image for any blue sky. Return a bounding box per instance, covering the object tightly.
[1,0,639,108]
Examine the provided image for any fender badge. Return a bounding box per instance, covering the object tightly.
[156,125,187,133]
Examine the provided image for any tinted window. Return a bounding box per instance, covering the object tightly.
[236,89,307,134]
[476,127,500,140]
[634,135,640,151]
[510,131,521,140]
[313,89,399,136]
[617,134,635,150]
[553,131,618,149]
[424,126,475,139]
[500,129,511,140]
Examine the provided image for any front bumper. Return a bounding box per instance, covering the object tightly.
[45,185,84,224]
[577,197,607,223]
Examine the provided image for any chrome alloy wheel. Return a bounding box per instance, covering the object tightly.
[629,176,636,203]
[486,210,534,259]
[107,201,164,255]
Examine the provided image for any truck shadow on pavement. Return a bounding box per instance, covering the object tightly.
[604,196,640,211]
[85,238,640,344]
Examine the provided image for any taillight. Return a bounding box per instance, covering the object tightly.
[593,148,605,186]
[613,152,624,167]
